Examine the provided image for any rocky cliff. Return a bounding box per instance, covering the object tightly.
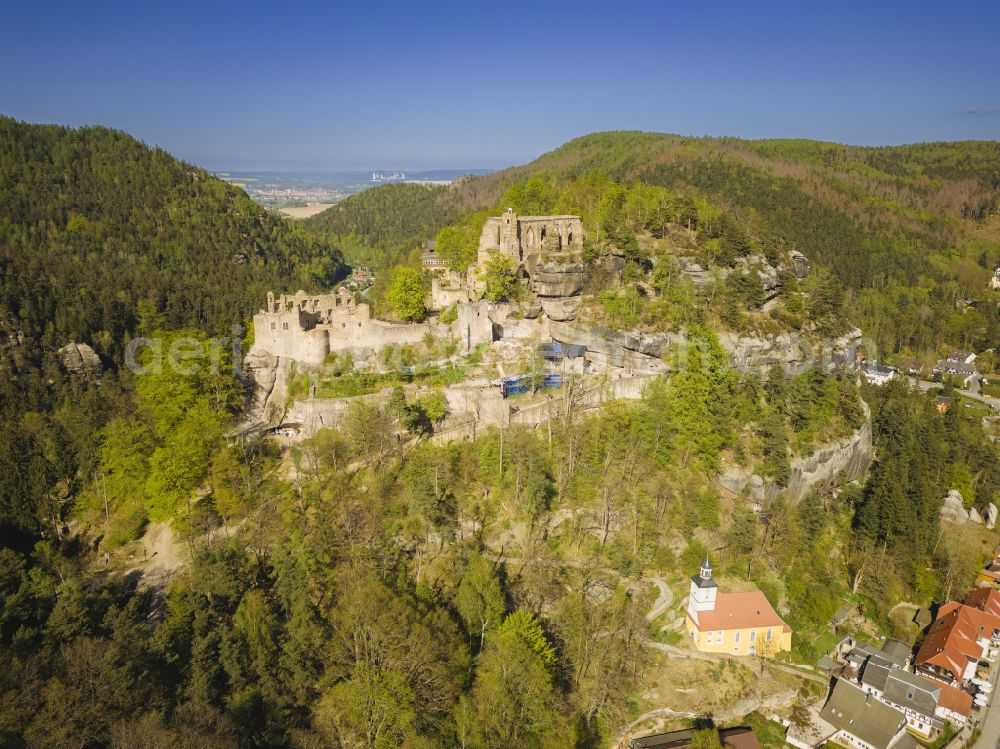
[548,320,864,376]
[717,405,873,505]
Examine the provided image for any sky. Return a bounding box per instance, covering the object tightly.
[2,0,999,171]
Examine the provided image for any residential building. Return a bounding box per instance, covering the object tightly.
[927,677,974,727]
[862,363,897,386]
[974,546,1000,589]
[965,585,1000,616]
[820,679,913,749]
[934,355,979,388]
[685,558,792,656]
[785,710,837,749]
[936,396,952,413]
[914,602,1000,685]
[859,663,943,738]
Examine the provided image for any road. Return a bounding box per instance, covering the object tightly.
[910,377,1000,413]
[972,654,1000,749]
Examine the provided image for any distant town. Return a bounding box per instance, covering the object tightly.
[216,168,493,213]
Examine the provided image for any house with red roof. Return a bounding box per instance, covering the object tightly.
[685,558,792,656]
[914,602,1000,685]
[964,586,1000,618]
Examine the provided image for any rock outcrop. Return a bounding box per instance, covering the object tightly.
[940,490,968,524]
[717,407,873,505]
[532,260,585,298]
[988,503,998,530]
[549,319,865,376]
[57,342,103,379]
[242,348,292,427]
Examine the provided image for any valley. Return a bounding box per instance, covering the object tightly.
[2,120,1000,749]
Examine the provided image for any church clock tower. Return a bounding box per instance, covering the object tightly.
[687,556,718,625]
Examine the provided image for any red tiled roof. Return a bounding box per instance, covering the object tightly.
[914,603,1000,681]
[694,591,790,632]
[965,587,1000,618]
[931,678,974,717]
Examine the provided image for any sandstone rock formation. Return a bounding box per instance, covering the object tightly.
[717,406,873,505]
[57,342,103,379]
[531,259,585,298]
[939,490,968,524]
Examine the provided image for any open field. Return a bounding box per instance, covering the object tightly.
[278,202,336,219]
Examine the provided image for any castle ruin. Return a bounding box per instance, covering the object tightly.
[252,288,493,368]
[477,209,584,274]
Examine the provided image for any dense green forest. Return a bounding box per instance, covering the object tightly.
[0,117,344,545]
[329,131,1000,360]
[303,183,462,271]
[3,121,1000,747]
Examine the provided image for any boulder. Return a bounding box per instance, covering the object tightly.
[987,503,998,530]
[681,262,712,288]
[57,342,103,379]
[790,251,811,278]
[521,303,543,319]
[940,489,968,525]
[531,260,585,298]
[541,298,581,322]
[970,507,984,524]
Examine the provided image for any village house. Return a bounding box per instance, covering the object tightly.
[819,679,914,749]
[914,601,1000,685]
[934,352,979,388]
[862,362,897,386]
[684,558,792,656]
[420,240,447,270]
[859,663,943,738]
[974,546,1000,588]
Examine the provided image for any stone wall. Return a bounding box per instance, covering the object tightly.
[477,210,584,266]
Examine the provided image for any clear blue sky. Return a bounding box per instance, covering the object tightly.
[2,0,998,170]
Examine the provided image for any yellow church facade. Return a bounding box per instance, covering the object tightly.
[685,558,792,657]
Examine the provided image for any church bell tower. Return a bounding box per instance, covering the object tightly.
[687,556,718,625]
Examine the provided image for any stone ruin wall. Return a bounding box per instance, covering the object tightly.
[477,210,584,269]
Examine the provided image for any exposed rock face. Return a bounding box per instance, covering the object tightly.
[718,328,864,375]
[242,348,292,426]
[681,262,712,288]
[791,251,811,278]
[550,320,864,376]
[718,407,873,505]
[940,490,968,524]
[532,260,585,298]
[970,507,984,525]
[540,298,581,322]
[57,342,103,378]
[988,503,998,530]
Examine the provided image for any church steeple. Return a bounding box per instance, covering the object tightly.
[687,554,718,624]
[699,556,713,582]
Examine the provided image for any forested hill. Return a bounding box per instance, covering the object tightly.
[0,116,345,365]
[302,182,463,270]
[320,131,1000,359]
[0,117,343,543]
